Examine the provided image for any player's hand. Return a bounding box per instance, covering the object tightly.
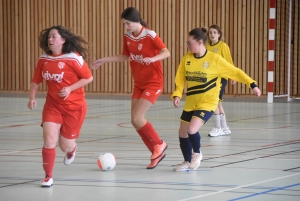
[231,80,236,85]
[252,87,261,97]
[173,97,180,107]
[143,57,155,65]
[28,99,37,110]
[92,58,106,69]
[58,87,71,100]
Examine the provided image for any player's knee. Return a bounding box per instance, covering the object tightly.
[187,125,200,134]
[131,115,142,128]
[178,127,189,137]
[43,135,57,148]
[58,141,69,152]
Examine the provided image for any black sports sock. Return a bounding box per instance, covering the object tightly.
[179,137,192,162]
[188,132,201,153]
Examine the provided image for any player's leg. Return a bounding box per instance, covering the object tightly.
[132,98,154,153]
[59,102,87,165]
[173,119,192,172]
[41,100,62,187]
[188,110,213,170]
[209,78,228,137]
[131,87,167,169]
[41,122,61,187]
[219,102,231,134]
[219,78,231,135]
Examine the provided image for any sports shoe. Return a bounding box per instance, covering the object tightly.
[41,176,53,187]
[147,153,166,169]
[208,128,224,137]
[150,141,168,160]
[189,152,203,170]
[64,146,77,165]
[173,161,191,172]
[222,127,231,135]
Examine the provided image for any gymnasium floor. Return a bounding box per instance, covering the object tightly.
[0,93,299,201]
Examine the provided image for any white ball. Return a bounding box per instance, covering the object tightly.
[97,153,116,171]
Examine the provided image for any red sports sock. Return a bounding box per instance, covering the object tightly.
[68,144,77,155]
[137,129,154,153]
[42,147,56,178]
[139,121,162,145]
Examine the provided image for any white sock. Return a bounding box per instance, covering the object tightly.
[214,114,221,128]
[220,113,228,128]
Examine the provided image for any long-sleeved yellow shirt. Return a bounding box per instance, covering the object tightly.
[206,40,233,65]
[171,51,256,112]
[206,40,234,81]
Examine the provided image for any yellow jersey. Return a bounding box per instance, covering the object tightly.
[171,51,256,112]
[206,40,233,65]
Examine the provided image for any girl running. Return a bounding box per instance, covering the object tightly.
[28,26,93,187]
[92,7,170,169]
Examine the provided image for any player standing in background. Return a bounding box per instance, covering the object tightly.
[28,25,93,187]
[92,7,170,169]
[206,24,236,137]
[171,27,261,171]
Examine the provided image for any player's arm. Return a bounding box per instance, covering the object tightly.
[152,48,170,62]
[222,44,236,84]
[92,55,129,69]
[217,56,261,96]
[28,60,43,110]
[171,57,186,107]
[28,82,39,110]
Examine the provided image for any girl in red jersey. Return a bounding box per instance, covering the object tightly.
[92,7,170,169]
[28,26,93,187]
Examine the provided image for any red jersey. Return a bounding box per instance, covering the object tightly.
[32,52,92,106]
[122,27,166,89]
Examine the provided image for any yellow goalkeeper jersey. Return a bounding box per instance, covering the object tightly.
[171,51,256,112]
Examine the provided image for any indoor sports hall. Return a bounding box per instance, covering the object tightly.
[0,0,299,201]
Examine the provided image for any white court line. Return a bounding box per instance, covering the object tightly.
[177,172,300,201]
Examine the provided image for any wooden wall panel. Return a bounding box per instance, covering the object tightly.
[0,0,298,97]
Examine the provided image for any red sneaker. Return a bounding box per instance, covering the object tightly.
[147,153,166,169]
[150,141,168,160]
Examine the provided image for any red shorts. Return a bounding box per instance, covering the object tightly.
[132,85,162,104]
[42,99,87,139]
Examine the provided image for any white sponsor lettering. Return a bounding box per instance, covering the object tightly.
[42,71,64,83]
[129,53,144,64]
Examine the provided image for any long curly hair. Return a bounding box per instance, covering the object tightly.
[39,25,88,59]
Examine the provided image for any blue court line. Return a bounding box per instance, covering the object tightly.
[228,182,300,201]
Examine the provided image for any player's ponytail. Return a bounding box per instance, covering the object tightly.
[201,27,208,33]
[140,18,149,28]
[121,7,148,28]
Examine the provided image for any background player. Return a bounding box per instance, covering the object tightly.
[92,7,170,169]
[28,25,93,187]
[171,27,261,172]
[206,24,236,137]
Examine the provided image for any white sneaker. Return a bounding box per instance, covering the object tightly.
[208,128,224,137]
[222,127,231,135]
[189,152,203,170]
[41,177,53,187]
[173,161,190,172]
[64,146,76,165]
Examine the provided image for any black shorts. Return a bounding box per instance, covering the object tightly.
[180,110,215,123]
[219,78,228,101]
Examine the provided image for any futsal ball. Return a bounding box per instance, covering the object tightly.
[97,153,116,171]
